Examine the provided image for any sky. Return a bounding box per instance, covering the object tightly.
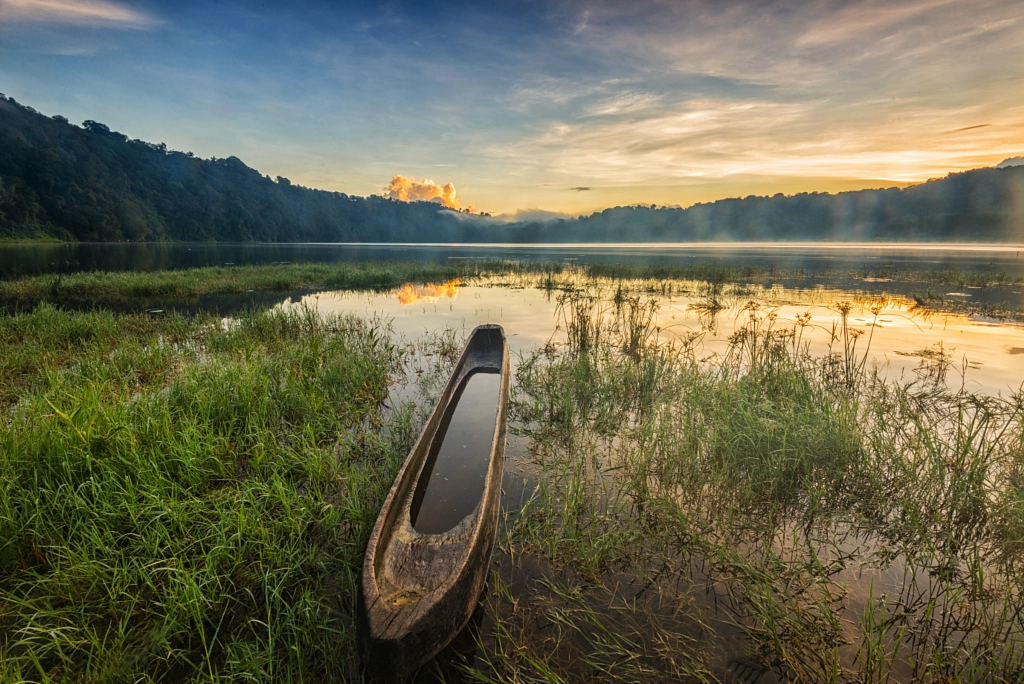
[1,0,1023,217]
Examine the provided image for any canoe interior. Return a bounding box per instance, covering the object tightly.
[359,324,509,679]
[409,368,501,534]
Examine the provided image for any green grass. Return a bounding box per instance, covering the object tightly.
[0,304,420,681]
[0,261,563,307]
[0,303,205,407]
[478,289,1024,682]
[3,264,1024,681]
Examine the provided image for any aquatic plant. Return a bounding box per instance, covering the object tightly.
[2,269,1024,681]
[480,285,1024,681]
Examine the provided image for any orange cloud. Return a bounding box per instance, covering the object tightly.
[384,175,460,209]
[395,279,461,305]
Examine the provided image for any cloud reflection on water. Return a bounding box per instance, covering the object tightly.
[290,279,1024,397]
[394,279,461,305]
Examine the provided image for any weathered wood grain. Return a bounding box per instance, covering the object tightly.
[357,324,509,679]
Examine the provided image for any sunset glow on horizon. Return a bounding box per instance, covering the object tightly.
[3,0,1022,215]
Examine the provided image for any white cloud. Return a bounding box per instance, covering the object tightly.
[0,0,158,28]
[588,91,662,117]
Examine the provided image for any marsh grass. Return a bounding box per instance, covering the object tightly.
[473,286,1024,682]
[0,303,206,407]
[3,263,1024,682]
[0,261,564,311]
[492,266,1024,323]
[0,304,425,681]
[859,264,1024,290]
[2,259,1021,321]
[911,289,1024,321]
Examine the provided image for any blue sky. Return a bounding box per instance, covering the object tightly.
[2,0,1022,215]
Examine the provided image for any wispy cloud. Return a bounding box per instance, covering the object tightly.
[0,0,158,28]
[476,0,1024,196]
[588,91,662,117]
[6,0,1020,215]
[500,95,1024,184]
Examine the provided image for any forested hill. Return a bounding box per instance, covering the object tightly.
[2,95,1023,243]
[0,95,472,242]
[523,165,1024,243]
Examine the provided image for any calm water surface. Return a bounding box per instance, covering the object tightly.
[288,280,1024,396]
[3,241,1024,277]
[411,371,501,535]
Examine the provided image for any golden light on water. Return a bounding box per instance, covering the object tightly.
[394,279,461,305]
[295,278,1024,396]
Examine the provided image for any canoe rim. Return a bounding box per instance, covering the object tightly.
[365,323,509,593]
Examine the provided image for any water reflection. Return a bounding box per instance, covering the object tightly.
[410,370,500,534]
[290,279,1024,396]
[394,279,461,305]
[3,241,1024,279]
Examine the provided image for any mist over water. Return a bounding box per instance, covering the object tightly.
[3,241,1023,278]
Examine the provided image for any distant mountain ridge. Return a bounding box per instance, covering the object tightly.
[1,95,1022,243]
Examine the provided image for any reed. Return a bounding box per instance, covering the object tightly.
[3,268,1024,681]
[481,286,1024,681]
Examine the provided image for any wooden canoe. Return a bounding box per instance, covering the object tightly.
[357,324,510,679]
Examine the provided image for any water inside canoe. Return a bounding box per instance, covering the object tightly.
[411,370,501,534]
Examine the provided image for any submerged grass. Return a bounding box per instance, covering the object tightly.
[476,288,1024,682]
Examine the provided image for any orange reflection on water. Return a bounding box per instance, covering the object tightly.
[395,279,461,305]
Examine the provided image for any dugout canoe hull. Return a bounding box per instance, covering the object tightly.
[357,324,509,679]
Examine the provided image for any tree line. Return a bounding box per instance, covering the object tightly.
[1,95,1021,243]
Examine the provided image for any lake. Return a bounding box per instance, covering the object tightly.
[288,277,1024,397]
[263,251,1024,677]
[3,241,1024,278]
[5,241,1023,394]
[5,242,1024,679]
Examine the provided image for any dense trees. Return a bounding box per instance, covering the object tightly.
[0,96,467,242]
[1,95,1022,243]
[537,169,1023,242]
